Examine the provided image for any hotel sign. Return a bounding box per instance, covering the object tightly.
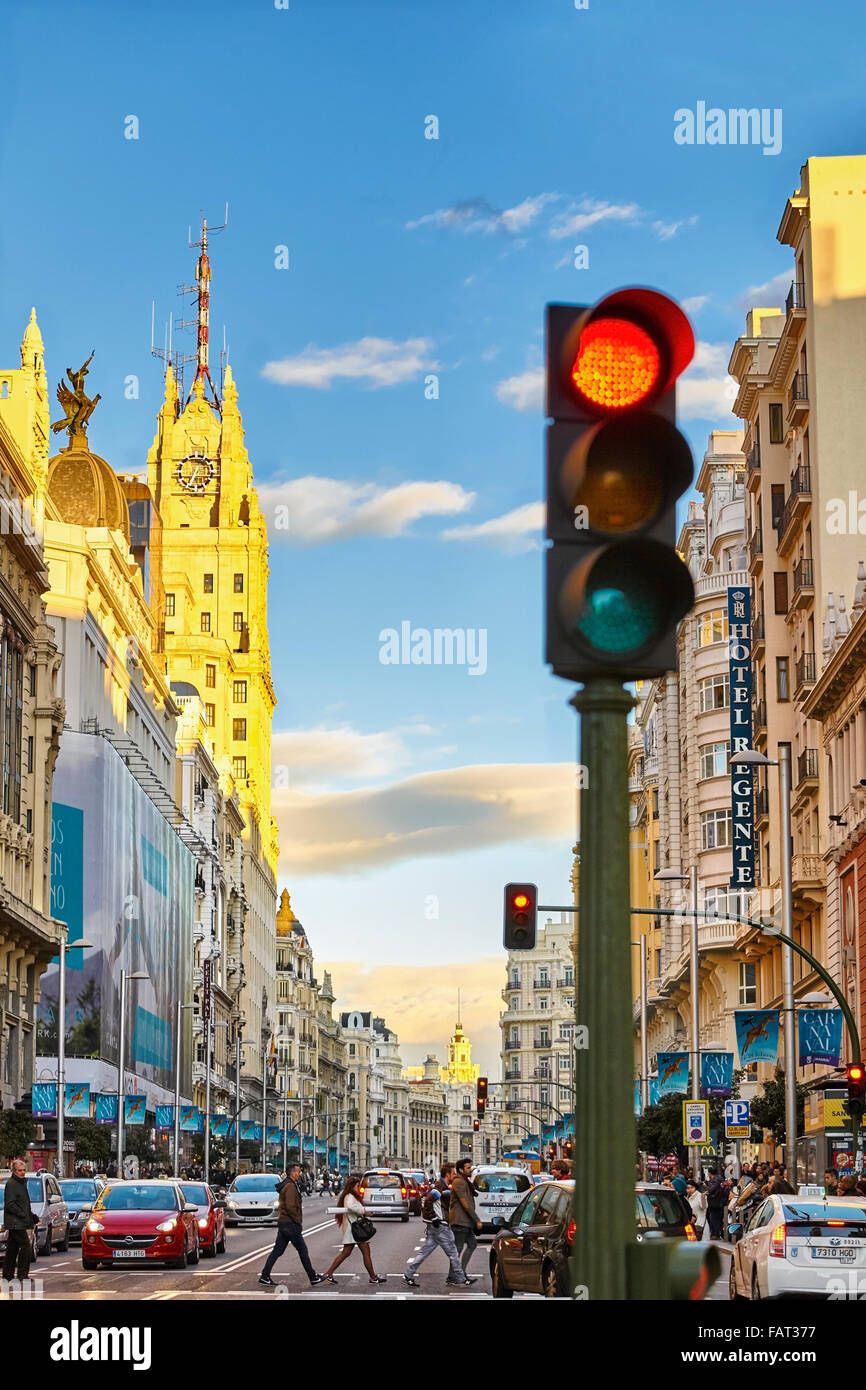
[728,589,755,887]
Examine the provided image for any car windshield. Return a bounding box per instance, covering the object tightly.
[231,1176,278,1193]
[636,1190,685,1227]
[474,1173,531,1193]
[364,1174,403,1189]
[96,1184,178,1211]
[179,1184,209,1205]
[59,1181,99,1202]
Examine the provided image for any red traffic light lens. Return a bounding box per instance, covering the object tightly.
[513,893,529,910]
[849,1065,864,1081]
[570,317,661,411]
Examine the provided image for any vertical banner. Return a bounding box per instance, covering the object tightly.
[180,1105,203,1133]
[155,1105,174,1131]
[64,1082,91,1116]
[656,1053,689,1096]
[799,1009,843,1067]
[202,958,211,1029]
[240,1121,262,1143]
[32,1083,57,1118]
[735,1010,780,1066]
[124,1095,147,1126]
[210,1115,230,1139]
[95,1093,118,1126]
[728,588,755,888]
[267,1126,283,1146]
[700,1052,734,1097]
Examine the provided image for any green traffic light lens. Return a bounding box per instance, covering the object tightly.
[577,557,667,655]
[558,539,695,660]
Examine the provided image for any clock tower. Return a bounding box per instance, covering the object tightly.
[147,226,278,1093]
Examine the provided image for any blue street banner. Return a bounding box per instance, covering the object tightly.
[266,1126,282,1146]
[735,1010,780,1066]
[634,1082,642,1117]
[180,1105,203,1134]
[95,1093,117,1126]
[656,1053,689,1096]
[32,1083,57,1118]
[799,1008,843,1067]
[210,1115,230,1139]
[155,1105,174,1131]
[700,1052,734,1097]
[728,588,755,888]
[648,1077,659,1107]
[64,1082,91,1117]
[124,1095,147,1126]
[240,1121,261,1142]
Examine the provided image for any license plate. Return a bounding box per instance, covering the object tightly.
[811,1246,859,1261]
[240,1215,263,1222]
[113,1249,146,1259]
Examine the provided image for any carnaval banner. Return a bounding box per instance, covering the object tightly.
[155,1105,174,1130]
[799,1008,843,1067]
[64,1082,91,1117]
[210,1115,230,1139]
[656,1053,689,1096]
[700,1052,734,1097]
[32,1083,57,1118]
[735,1010,780,1066]
[95,1093,117,1125]
[124,1095,146,1126]
[240,1121,262,1142]
[180,1105,203,1133]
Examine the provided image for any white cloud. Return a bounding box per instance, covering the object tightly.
[406,194,558,236]
[441,501,544,553]
[261,336,436,389]
[257,475,475,544]
[548,199,641,239]
[678,341,739,420]
[272,724,414,785]
[494,366,544,413]
[652,214,699,241]
[681,294,710,315]
[738,269,791,310]
[274,762,576,874]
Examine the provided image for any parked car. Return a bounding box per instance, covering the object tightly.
[59,1178,105,1243]
[358,1169,410,1221]
[4,1171,71,1256]
[224,1173,280,1226]
[398,1172,423,1216]
[490,1180,695,1298]
[729,1195,866,1299]
[82,1180,200,1269]
[178,1181,226,1257]
[0,1186,40,1264]
[472,1164,534,1233]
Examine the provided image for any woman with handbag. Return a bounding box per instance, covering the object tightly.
[324,1174,387,1285]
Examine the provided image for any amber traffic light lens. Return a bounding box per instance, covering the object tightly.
[570,317,662,411]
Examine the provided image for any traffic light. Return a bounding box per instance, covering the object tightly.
[503,883,537,950]
[847,1062,866,1113]
[563,1138,573,1159]
[545,289,696,682]
[476,1076,488,1118]
[473,1118,480,1132]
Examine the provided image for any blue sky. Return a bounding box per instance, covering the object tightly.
[3,0,864,1072]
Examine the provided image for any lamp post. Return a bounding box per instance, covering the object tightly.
[234,1037,255,1177]
[655,865,700,1177]
[204,1020,229,1184]
[55,927,94,1179]
[632,937,650,1113]
[731,746,798,1180]
[173,999,195,1178]
[116,969,149,1176]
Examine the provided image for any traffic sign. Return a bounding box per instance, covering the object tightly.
[682,1100,709,1145]
[724,1099,750,1139]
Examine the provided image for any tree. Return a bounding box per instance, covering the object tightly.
[750,1066,807,1149]
[71,1118,111,1166]
[636,1093,688,1166]
[0,1110,36,1162]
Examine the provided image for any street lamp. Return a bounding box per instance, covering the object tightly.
[655,865,700,1177]
[234,1037,255,1177]
[204,1020,229,1184]
[117,969,149,1175]
[173,1000,195,1178]
[55,926,94,1179]
[729,745,797,1180]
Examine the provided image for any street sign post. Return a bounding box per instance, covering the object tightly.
[682,1100,709,1147]
[724,1099,751,1140]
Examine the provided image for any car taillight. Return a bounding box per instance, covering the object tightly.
[566,1219,576,1245]
[684,1222,696,1242]
[401,1187,407,1197]
[770,1223,786,1257]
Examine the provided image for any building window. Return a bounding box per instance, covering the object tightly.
[29,664,36,696]
[203,574,214,593]
[233,680,247,703]
[738,961,757,1005]
[165,593,175,617]
[232,719,247,741]
[776,657,789,702]
[565,996,574,1009]
[560,1023,573,1040]
[201,612,211,633]
[701,809,732,849]
[699,741,730,780]
[652,788,659,819]
[232,756,246,780]
[538,968,549,986]
[768,403,784,445]
[697,609,727,646]
[704,886,748,921]
[205,664,216,689]
[698,674,729,711]
[558,1053,572,1070]
[564,967,574,987]
[462,1095,471,1109]
[770,484,785,529]
[233,612,244,632]
[653,840,660,873]
[205,703,215,726]
[1,631,24,820]
[234,574,244,593]
[773,572,788,615]
[538,997,549,1011]
[27,736,33,774]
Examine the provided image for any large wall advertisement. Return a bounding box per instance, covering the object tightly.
[37,731,194,1103]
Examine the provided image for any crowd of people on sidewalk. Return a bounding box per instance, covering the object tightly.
[656,1159,800,1242]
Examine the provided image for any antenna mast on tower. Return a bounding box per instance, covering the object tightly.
[151,204,229,412]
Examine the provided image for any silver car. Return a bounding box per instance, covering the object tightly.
[0,1171,70,1255]
[359,1170,410,1221]
[224,1173,281,1225]
[59,1178,106,1243]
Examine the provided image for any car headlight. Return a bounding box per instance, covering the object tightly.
[227,1200,238,1209]
[198,1218,209,1229]
[155,1218,178,1233]
[85,1219,105,1233]
[271,1199,280,1207]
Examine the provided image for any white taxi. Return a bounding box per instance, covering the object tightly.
[471,1165,534,1234]
[729,1194,866,1299]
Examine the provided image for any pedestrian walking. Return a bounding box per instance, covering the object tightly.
[824,1169,838,1196]
[448,1157,482,1276]
[404,1171,473,1288]
[704,1168,728,1240]
[258,1163,324,1287]
[1,1158,38,1284]
[323,1174,386,1285]
[686,1180,707,1239]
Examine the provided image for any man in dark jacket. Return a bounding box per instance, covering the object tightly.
[448,1157,482,1277]
[259,1164,324,1287]
[2,1158,37,1282]
[704,1168,728,1240]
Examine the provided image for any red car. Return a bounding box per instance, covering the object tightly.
[82,1180,200,1269]
[178,1181,226,1258]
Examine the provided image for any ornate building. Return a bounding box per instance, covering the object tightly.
[146,225,278,1106]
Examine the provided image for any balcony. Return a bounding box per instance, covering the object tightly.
[755,784,769,824]
[754,699,767,734]
[790,556,814,611]
[785,280,806,316]
[557,978,575,990]
[748,528,763,573]
[628,773,644,794]
[776,468,812,555]
[795,651,817,698]
[505,1101,523,1112]
[504,1039,521,1052]
[533,978,551,990]
[796,748,819,788]
[746,443,761,487]
[788,371,809,426]
[504,1068,521,1081]
[792,852,823,888]
[752,611,765,654]
[534,1037,552,1050]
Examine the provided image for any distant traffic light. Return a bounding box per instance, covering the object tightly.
[473,1118,480,1132]
[476,1076,488,1117]
[563,1138,573,1159]
[545,290,696,682]
[503,883,537,950]
[847,1062,866,1113]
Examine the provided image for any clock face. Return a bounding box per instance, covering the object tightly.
[175,452,217,494]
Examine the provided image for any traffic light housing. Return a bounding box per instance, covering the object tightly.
[563,1138,573,1159]
[545,290,696,682]
[847,1062,866,1115]
[473,1118,480,1132]
[503,883,537,950]
[476,1076,488,1118]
